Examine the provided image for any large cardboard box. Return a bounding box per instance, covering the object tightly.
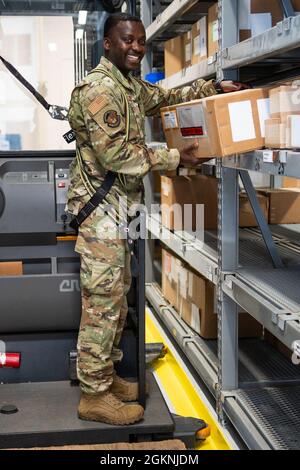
[164,35,183,77]
[239,192,269,227]
[257,187,300,224]
[0,261,23,276]
[269,85,300,121]
[162,250,262,339]
[161,175,271,231]
[161,88,270,159]
[191,17,207,65]
[208,3,219,57]
[160,175,218,231]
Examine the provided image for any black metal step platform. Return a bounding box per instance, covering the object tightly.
[0,374,174,449]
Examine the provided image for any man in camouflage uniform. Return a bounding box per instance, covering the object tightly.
[67,12,247,425]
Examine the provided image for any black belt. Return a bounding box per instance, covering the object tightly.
[69,171,117,231]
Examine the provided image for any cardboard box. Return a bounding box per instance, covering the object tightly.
[239,0,278,41]
[164,35,183,77]
[162,249,178,308]
[208,3,219,57]
[161,175,271,231]
[238,0,300,42]
[283,177,300,189]
[239,192,269,227]
[0,261,23,276]
[269,85,300,120]
[162,250,262,339]
[265,114,300,149]
[161,88,270,159]
[257,187,300,224]
[179,271,217,339]
[191,17,207,65]
[265,117,288,148]
[182,30,192,69]
[160,175,218,231]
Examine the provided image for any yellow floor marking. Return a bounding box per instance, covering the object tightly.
[146,308,235,451]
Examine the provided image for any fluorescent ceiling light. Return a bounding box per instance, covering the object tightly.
[78,10,88,25]
[76,28,84,40]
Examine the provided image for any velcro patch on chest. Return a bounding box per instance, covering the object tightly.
[88,96,109,115]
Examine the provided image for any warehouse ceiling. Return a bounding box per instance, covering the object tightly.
[0,0,129,14]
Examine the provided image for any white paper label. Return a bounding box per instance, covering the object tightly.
[250,13,272,37]
[263,150,273,163]
[212,20,219,42]
[199,17,207,57]
[163,110,178,129]
[191,303,201,334]
[257,98,270,138]
[289,115,300,148]
[185,43,191,62]
[193,35,201,57]
[228,100,256,142]
[194,33,206,58]
[177,103,207,139]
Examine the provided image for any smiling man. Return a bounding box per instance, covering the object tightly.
[67,13,248,426]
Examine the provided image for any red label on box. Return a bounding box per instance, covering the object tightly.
[181,127,204,137]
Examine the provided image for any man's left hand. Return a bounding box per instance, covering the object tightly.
[220,80,251,93]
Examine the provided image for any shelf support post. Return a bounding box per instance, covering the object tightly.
[239,170,284,269]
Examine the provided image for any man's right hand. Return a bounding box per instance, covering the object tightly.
[179,142,200,166]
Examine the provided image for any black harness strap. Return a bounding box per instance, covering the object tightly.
[0,55,51,111]
[69,171,117,231]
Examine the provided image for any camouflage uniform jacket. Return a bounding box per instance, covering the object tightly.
[67,56,217,216]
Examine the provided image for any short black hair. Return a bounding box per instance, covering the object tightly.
[103,13,143,37]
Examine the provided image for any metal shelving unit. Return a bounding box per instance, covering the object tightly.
[141,0,300,450]
[158,60,217,90]
[145,0,199,41]
[222,15,300,70]
[223,150,300,178]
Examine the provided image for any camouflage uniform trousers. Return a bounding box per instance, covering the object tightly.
[76,210,131,395]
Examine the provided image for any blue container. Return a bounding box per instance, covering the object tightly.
[144,71,165,84]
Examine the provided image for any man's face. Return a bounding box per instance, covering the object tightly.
[104,21,146,75]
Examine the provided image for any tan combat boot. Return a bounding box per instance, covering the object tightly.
[110,374,149,402]
[78,391,144,425]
